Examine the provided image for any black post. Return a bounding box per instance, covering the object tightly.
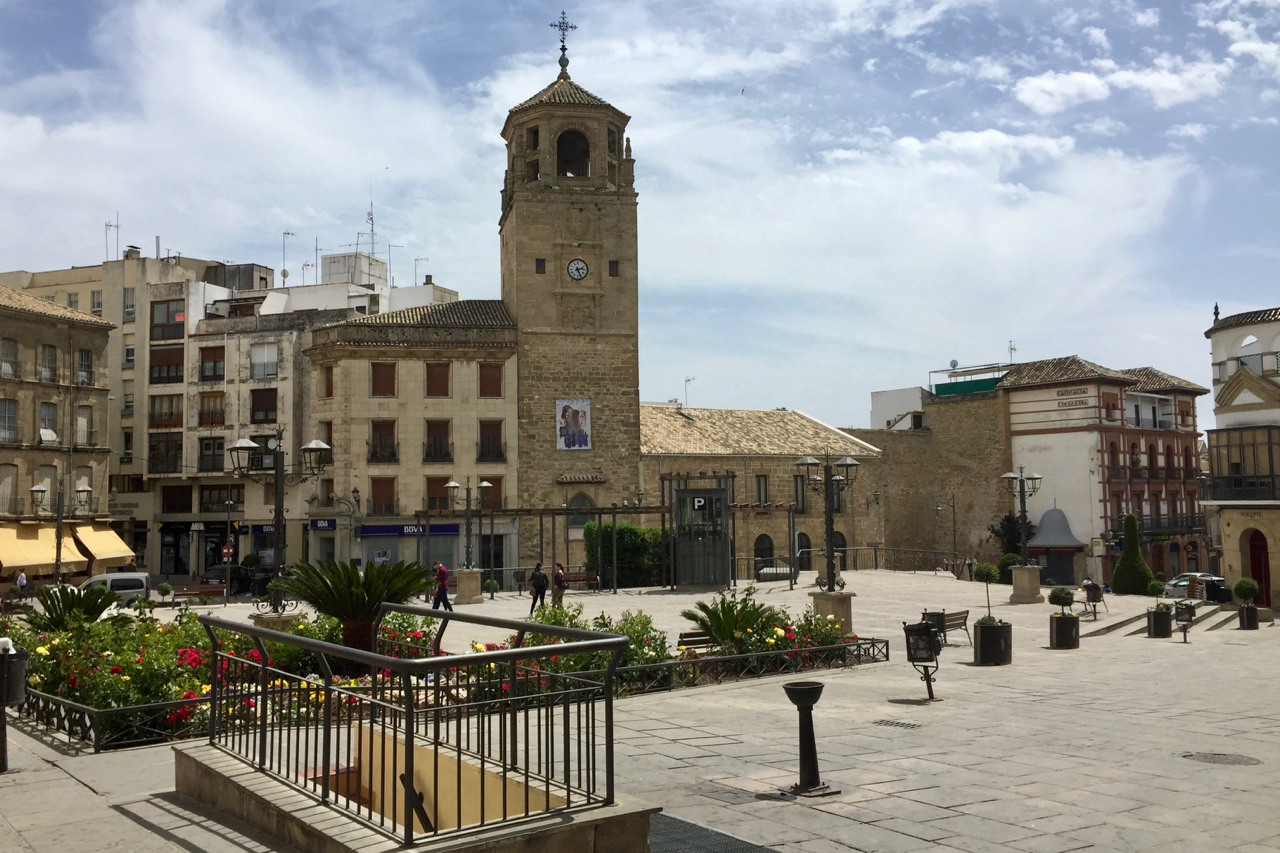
[271,427,286,612]
[1018,477,1029,561]
[0,650,8,774]
[463,480,473,570]
[53,485,65,586]
[796,703,819,789]
[823,463,837,593]
[611,503,618,594]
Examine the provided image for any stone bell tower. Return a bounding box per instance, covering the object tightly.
[500,41,641,555]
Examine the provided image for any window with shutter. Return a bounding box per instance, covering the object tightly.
[370,477,396,515]
[425,477,451,510]
[250,389,277,423]
[478,364,503,398]
[425,363,450,397]
[481,476,503,511]
[370,363,396,396]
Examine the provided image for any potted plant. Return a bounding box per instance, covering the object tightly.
[971,563,1012,665]
[1047,587,1078,649]
[157,581,173,606]
[1235,578,1260,630]
[1111,515,1156,595]
[1147,592,1173,638]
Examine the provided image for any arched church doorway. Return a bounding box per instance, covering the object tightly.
[796,532,812,573]
[753,534,773,568]
[1245,529,1272,607]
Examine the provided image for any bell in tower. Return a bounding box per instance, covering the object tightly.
[501,18,642,565]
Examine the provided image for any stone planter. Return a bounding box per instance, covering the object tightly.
[1147,609,1172,638]
[973,622,1012,666]
[1049,615,1079,649]
[1239,604,1259,631]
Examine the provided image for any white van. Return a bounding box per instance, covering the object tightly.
[79,573,151,606]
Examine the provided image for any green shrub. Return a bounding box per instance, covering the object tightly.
[1110,515,1155,595]
[996,553,1019,585]
[269,560,431,651]
[584,522,669,588]
[1147,580,1165,597]
[971,562,1000,622]
[1047,586,1075,614]
[482,579,500,594]
[592,610,671,668]
[1234,577,1260,604]
[28,585,119,632]
[156,582,173,602]
[679,586,784,655]
[241,554,260,568]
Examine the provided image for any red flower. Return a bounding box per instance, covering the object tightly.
[110,666,122,675]
[136,656,144,663]
[410,631,422,640]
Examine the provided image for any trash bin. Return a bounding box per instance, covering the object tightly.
[2,649,28,708]
[251,572,271,597]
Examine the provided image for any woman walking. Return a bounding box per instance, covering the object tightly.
[552,563,567,606]
[529,562,548,614]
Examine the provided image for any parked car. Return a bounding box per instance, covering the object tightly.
[201,564,252,595]
[1164,573,1224,599]
[79,573,151,606]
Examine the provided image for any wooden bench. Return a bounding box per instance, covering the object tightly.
[171,584,228,603]
[565,571,597,591]
[941,610,971,646]
[755,564,795,583]
[677,631,713,655]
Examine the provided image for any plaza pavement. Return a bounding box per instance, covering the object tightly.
[3,571,1277,852]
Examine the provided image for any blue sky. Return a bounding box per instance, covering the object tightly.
[2,1,1278,427]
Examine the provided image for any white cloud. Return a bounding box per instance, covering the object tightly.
[1014,71,1111,114]
[1167,123,1209,141]
[1084,27,1110,51]
[1075,116,1128,136]
[1106,55,1233,108]
[864,58,877,72]
[1133,8,1159,27]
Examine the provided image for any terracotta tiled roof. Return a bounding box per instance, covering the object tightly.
[1207,307,1280,336]
[996,356,1134,389]
[338,300,514,329]
[1119,367,1209,396]
[641,405,879,457]
[0,283,114,328]
[510,73,619,113]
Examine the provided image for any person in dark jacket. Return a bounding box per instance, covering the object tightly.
[552,563,567,606]
[432,562,453,611]
[529,563,549,614]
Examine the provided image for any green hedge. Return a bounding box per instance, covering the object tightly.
[1111,514,1155,595]
[584,521,670,588]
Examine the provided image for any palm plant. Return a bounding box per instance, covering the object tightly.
[680,586,782,655]
[28,584,118,632]
[269,560,431,650]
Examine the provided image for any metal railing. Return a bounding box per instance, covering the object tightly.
[199,606,627,846]
[846,547,959,573]
[1106,466,1127,481]
[73,428,98,448]
[198,410,225,426]
[1203,475,1280,502]
[368,500,399,517]
[39,362,58,383]
[422,441,453,464]
[148,455,181,474]
[367,439,399,464]
[0,496,21,515]
[0,425,20,444]
[477,441,506,463]
[76,369,95,386]
[1,359,21,380]
[199,364,225,382]
[16,688,206,753]
[1239,354,1264,374]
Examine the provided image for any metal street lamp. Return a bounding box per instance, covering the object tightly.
[1001,467,1042,562]
[902,621,942,701]
[936,494,957,560]
[446,477,489,571]
[795,453,859,593]
[227,429,329,614]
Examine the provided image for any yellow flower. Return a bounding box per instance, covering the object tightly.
[774,627,785,637]
[35,646,49,656]
[471,641,484,652]
[826,615,835,621]
[677,645,686,651]
[766,638,775,645]
[28,675,39,686]
[50,638,59,645]
[733,631,742,639]
[746,628,753,634]
[121,675,131,681]
[201,684,212,694]
[102,651,113,657]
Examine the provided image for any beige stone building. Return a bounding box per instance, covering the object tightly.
[0,284,133,586]
[1202,306,1280,610]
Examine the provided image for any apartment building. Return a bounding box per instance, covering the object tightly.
[0,284,133,586]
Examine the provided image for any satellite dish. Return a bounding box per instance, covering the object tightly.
[950,359,959,369]
[281,269,289,279]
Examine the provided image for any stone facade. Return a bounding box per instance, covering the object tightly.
[499,69,642,565]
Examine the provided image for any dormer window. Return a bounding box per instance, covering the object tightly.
[557,130,590,177]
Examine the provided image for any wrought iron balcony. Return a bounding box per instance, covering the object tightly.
[39,362,58,383]
[150,414,183,429]
[1150,468,1166,481]
[73,429,98,448]
[368,499,399,517]
[0,496,21,516]
[148,455,181,474]
[71,497,100,515]
[199,364,225,382]
[476,440,507,464]
[76,369,95,386]
[1203,474,1280,502]
[367,439,399,464]
[198,410,226,427]
[0,360,20,380]
[1106,466,1127,481]
[422,440,453,464]
[0,425,19,445]
[1129,467,1148,482]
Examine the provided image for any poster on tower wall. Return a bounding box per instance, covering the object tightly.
[556,398,591,450]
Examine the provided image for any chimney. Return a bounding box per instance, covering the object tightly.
[123,245,141,260]
[156,236,161,259]
[424,274,432,286]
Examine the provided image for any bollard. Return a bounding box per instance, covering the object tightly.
[782,681,838,797]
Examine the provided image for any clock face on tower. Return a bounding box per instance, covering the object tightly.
[567,259,589,281]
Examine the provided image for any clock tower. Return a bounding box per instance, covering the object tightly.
[500,45,641,556]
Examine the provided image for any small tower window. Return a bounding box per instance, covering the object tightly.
[526,126,539,150]
[608,261,619,277]
[607,127,619,156]
[535,259,546,274]
[526,159,540,183]
[557,130,590,177]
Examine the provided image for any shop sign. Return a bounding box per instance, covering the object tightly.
[359,523,460,538]
[308,519,337,530]
[252,524,275,535]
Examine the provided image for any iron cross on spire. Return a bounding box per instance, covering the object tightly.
[550,11,577,50]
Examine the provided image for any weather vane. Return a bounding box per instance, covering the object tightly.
[551,11,576,72]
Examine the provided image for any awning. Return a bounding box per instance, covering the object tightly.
[72,523,135,571]
[0,524,90,579]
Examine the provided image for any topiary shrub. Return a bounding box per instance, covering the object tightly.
[1047,586,1075,615]
[157,581,173,603]
[1110,515,1155,595]
[1234,577,1259,605]
[971,562,1001,624]
[1147,580,1165,597]
[996,552,1019,585]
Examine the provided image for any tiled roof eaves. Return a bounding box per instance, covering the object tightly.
[0,284,115,328]
[996,356,1136,389]
[510,76,622,114]
[1119,367,1209,395]
[1207,307,1280,337]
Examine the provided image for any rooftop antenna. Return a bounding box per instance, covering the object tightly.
[367,183,376,258]
[104,213,119,262]
[282,231,296,282]
[414,256,430,286]
[684,375,696,407]
[315,237,322,282]
[387,244,403,288]
[1008,340,1017,364]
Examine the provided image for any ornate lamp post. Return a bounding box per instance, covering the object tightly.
[445,477,490,570]
[229,430,329,614]
[1000,467,1042,560]
[794,454,859,593]
[936,494,957,561]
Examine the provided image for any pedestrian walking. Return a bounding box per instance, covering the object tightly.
[552,562,567,606]
[529,562,548,614]
[431,561,453,611]
[15,570,27,601]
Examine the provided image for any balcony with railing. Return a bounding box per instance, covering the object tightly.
[249,361,279,380]
[0,424,19,445]
[0,360,20,380]
[70,497,100,516]
[1106,466,1127,481]
[76,368,96,387]
[1150,468,1166,481]
[198,410,226,427]
[148,455,182,474]
[367,439,399,464]
[199,363,225,382]
[73,429,98,448]
[121,401,134,416]
[422,440,453,464]
[368,498,399,517]
[0,496,22,516]
[476,440,507,464]
[1129,467,1148,481]
[150,413,183,429]
[39,361,58,383]
[1204,474,1280,502]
